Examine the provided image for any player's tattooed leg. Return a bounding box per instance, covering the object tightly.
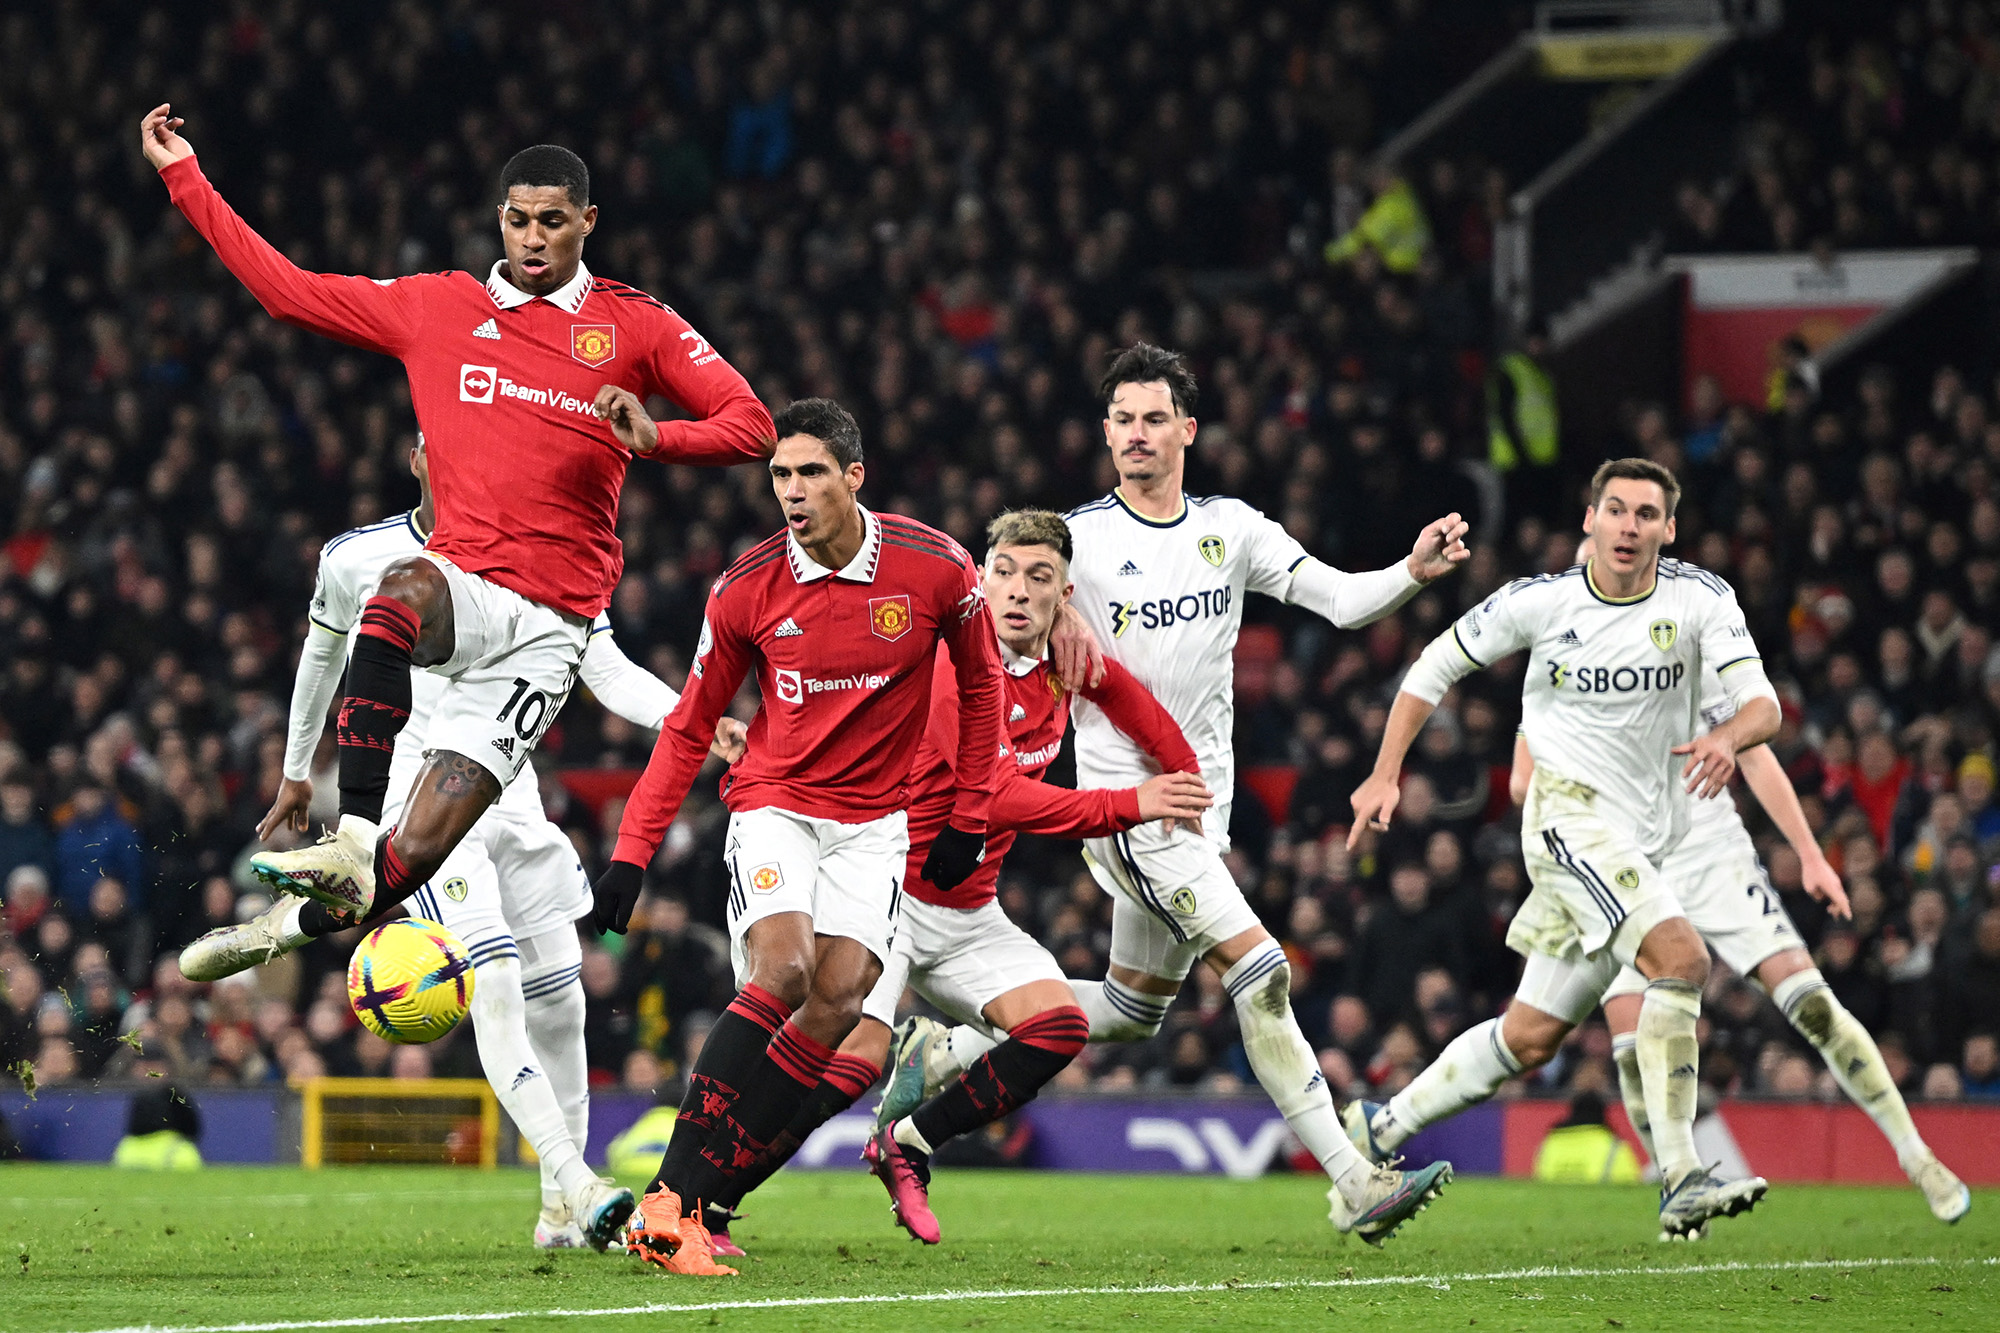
[372,749,501,913]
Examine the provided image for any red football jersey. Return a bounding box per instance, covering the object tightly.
[613,509,1002,866]
[162,156,773,619]
[901,642,1201,909]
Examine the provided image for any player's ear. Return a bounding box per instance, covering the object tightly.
[1664,514,1677,546]
[1582,504,1597,536]
[1184,414,1197,446]
[1061,581,1074,605]
[847,461,865,493]
[579,203,598,236]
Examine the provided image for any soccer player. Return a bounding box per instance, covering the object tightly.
[176,438,745,1249]
[596,398,1005,1276]
[689,508,1214,1252]
[1346,539,1970,1225]
[1347,458,1782,1239]
[138,107,772,934]
[1036,343,1469,1243]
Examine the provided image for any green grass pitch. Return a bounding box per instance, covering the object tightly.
[2,1166,1993,1332]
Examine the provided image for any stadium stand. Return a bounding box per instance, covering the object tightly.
[0,0,1996,1132]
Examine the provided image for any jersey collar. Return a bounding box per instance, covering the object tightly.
[484,259,594,314]
[788,506,881,584]
[997,638,1047,678]
[1113,488,1188,528]
[1584,557,1658,605]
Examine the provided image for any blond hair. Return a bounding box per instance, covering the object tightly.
[985,509,1072,566]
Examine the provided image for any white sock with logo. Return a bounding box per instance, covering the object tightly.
[470,952,592,1208]
[520,927,591,1209]
[1636,978,1703,1188]
[1771,968,1928,1171]
[1221,941,1372,1201]
[1611,1031,1658,1166]
[1378,1016,1524,1153]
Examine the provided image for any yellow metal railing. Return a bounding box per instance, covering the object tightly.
[296,1077,499,1168]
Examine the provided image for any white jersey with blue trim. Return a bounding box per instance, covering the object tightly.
[307,512,610,818]
[1413,558,1772,863]
[1065,491,1311,842]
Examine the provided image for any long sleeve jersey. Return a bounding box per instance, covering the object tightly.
[902,641,1200,909]
[612,509,1002,867]
[160,155,773,619]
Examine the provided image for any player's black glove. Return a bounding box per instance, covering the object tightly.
[590,860,645,935]
[921,825,986,892]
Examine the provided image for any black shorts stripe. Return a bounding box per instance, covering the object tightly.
[1114,831,1186,943]
[1543,829,1627,929]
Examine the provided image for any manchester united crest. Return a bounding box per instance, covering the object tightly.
[749,863,784,893]
[571,323,616,367]
[870,594,913,641]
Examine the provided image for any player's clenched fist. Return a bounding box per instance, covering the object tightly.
[590,860,645,935]
[1405,512,1472,584]
[1346,773,1402,850]
[139,103,195,172]
[922,825,986,891]
[593,385,658,455]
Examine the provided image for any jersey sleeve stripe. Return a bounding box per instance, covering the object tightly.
[876,516,960,550]
[879,534,970,566]
[717,546,787,590]
[1286,554,1308,573]
[308,617,350,636]
[1715,655,1762,673]
[1450,624,1485,667]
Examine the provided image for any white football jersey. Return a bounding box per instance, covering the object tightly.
[1422,559,1771,861]
[1065,491,1311,841]
[307,511,613,818]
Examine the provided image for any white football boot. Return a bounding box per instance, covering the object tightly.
[534,1203,588,1249]
[567,1177,636,1251]
[179,897,305,982]
[1910,1153,1971,1223]
[250,813,378,917]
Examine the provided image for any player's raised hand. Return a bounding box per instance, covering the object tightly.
[1347,773,1402,850]
[1050,602,1105,690]
[139,103,194,172]
[256,776,314,843]
[1405,513,1471,584]
[709,715,749,764]
[1138,771,1212,836]
[594,385,659,456]
[1672,731,1739,799]
[1799,848,1853,920]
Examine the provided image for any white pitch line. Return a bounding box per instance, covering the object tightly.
[65,1254,1997,1333]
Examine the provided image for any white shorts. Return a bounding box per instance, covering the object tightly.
[420,554,589,787]
[1513,949,1622,1027]
[722,806,908,980]
[861,896,1068,1028]
[403,807,590,968]
[1083,823,1262,983]
[1603,834,1806,1001]
[1514,769,1686,969]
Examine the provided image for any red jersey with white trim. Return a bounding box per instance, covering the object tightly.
[613,509,1002,865]
[902,644,1200,909]
[160,155,772,619]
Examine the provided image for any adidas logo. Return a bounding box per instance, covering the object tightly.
[774,617,804,638]
[1009,703,1027,722]
[1555,627,1582,646]
[472,318,500,340]
[1117,560,1142,576]
[510,1066,540,1090]
[491,735,517,761]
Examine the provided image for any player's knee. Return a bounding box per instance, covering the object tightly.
[1639,919,1709,987]
[750,955,813,1012]
[376,558,453,665]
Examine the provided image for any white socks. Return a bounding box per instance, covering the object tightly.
[1610,1030,1658,1174]
[1377,1016,1524,1153]
[274,897,310,949]
[1636,978,1703,1187]
[519,926,589,1209]
[1222,941,1372,1200]
[468,950,593,1206]
[1072,977,1173,1043]
[1771,968,1929,1171]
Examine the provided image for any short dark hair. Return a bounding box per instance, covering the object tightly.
[1589,457,1682,517]
[773,397,863,468]
[499,145,590,209]
[1100,342,1198,417]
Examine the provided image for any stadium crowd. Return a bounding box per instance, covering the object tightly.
[1674,2,2000,255]
[3,0,1999,1135]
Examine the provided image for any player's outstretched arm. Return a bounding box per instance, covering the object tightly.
[1736,743,1852,919]
[992,770,1211,840]
[633,306,775,464]
[1347,689,1438,851]
[260,625,348,841]
[1079,658,1199,776]
[577,620,746,761]
[1280,514,1470,630]
[925,571,1004,891]
[1049,603,1106,690]
[140,105,421,356]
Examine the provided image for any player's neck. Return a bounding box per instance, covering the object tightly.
[1586,555,1658,602]
[413,498,435,540]
[801,506,866,572]
[1116,471,1185,521]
